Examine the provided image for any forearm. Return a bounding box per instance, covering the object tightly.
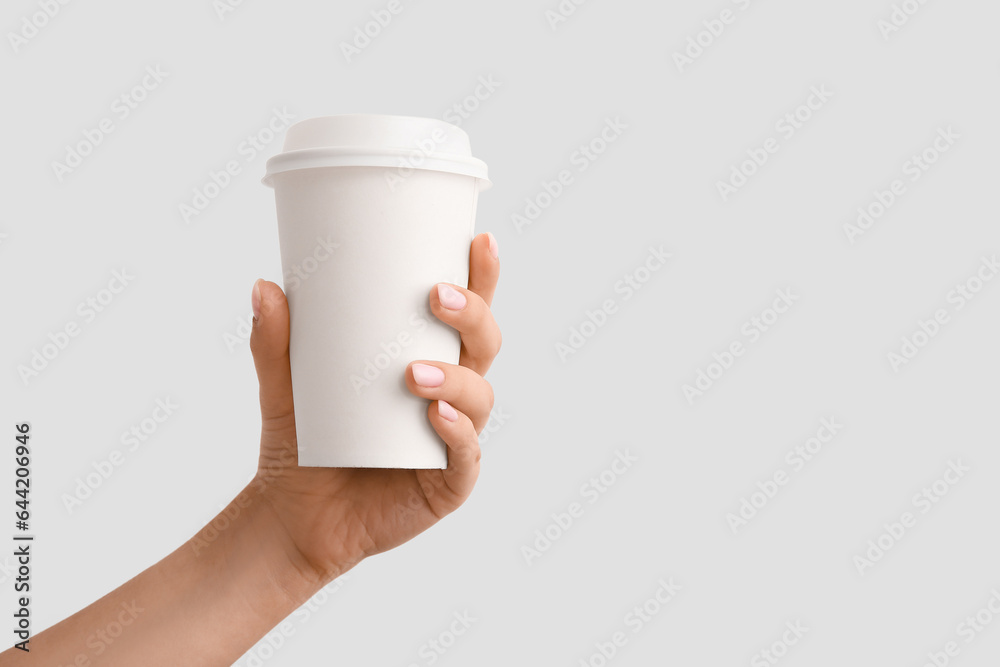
[2,480,333,666]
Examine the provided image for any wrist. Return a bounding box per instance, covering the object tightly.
[250,475,367,599]
[188,481,329,618]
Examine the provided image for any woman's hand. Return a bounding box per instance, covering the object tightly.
[0,236,499,667]
[246,232,501,594]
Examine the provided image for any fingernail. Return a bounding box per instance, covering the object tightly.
[487,232,499,260]
[252,280,262,321]
[437,283,467,311]
[438,400,459,422]
[412,363,445,387]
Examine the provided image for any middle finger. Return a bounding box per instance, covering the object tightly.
[405,361,494,432]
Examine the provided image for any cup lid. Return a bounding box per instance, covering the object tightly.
[262,114,491,190]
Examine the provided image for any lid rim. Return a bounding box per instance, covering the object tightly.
[262,146,491,189]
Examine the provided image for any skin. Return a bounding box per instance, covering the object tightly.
[3,232,501,666]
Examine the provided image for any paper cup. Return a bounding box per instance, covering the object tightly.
[263,114,491,468]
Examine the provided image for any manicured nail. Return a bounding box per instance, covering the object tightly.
[437,283,467,310]
[487,232,499,260]
[252,280,262,321]
[412,363,445,387]
[437,400,459,422]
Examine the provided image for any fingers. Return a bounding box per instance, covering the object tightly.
[430,282,502,376]
[468,232,499,308]
[426,400,481,500]
[248,280,296,436]
[405,361,494,433]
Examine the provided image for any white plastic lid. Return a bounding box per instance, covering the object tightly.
[262,114,491,190]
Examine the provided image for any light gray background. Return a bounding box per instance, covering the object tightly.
[2,0,1000,665]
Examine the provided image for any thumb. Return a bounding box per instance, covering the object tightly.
[249,279,296,437]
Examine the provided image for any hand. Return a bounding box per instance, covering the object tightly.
[246,232,502,594]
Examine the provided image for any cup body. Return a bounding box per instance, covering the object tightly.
[265,115,490,468]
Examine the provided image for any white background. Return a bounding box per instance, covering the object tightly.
[2,0,1000,665]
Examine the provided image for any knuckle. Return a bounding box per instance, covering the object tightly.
[459,439,481,466]
[471,292,492,321]
[484,380,495,411]
[489,326,503,359]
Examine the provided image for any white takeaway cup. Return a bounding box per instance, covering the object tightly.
[262,114,491,468]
